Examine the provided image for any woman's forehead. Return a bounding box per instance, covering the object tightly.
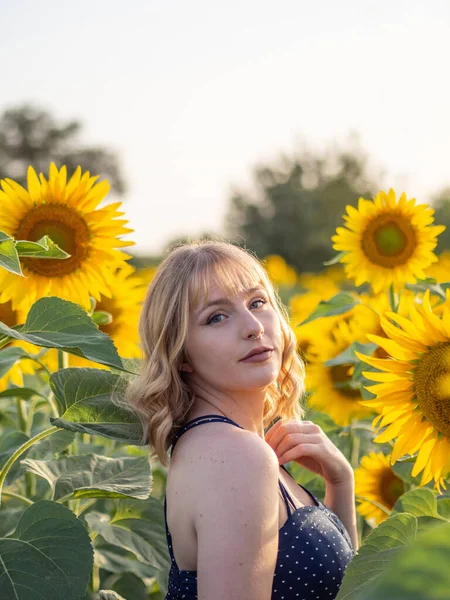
[188,263,266,310]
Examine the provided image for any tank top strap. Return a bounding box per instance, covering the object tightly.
[171,414,245,452]
[168,414,296,516]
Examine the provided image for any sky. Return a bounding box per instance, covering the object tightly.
[2,0,450,255]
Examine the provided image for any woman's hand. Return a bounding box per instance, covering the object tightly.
[264,419,353,486]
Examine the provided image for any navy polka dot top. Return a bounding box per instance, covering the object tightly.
[164,415,354,600]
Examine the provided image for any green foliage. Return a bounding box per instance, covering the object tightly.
[298,292,360,325]
[0,104,126,195]
[226,141,379,271]
[0,500,93,600]
[360,522,450,600]
[336,513,418,599]
[49,367,144,443]
[0,296,129,371]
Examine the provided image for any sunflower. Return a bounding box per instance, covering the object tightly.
[356,289,450,491]
[64,264,147,370]
[290,290,350,360]
[332,189,445,294]
[355,452,405,524]
[0,300,43,391]
[349,290,417,359]
[0,163,134,312]
[306,319,376,426]
[424,250,450,283]
[263,255,298,288]
[298,265,345,294]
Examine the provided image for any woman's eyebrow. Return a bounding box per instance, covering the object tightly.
[196,287,264,316]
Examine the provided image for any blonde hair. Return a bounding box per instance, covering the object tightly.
[125,239,305,467]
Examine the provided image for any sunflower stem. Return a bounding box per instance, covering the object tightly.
[388,284,399,312]
[15,398,27,433]
[0,426,59,506]
[57,349,68,370]
[1,490,33,505]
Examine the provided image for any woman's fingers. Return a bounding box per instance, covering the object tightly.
[265,420,321,452]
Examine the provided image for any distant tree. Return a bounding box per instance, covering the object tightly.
[0,104,126,194]
[225,140,381,272]
[431,187,450,252]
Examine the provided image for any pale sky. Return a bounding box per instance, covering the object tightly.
[2,0,450,254]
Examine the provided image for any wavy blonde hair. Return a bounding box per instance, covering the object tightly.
[125,239,305,467]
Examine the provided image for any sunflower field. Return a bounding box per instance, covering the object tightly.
[0,165,449,600]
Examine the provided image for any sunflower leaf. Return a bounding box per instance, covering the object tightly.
[325,342,377,367]
[85,497,170,571]
[323,252,346,266]
[99,592,128,600]
[0,347,29,378]
[335,512,418,600]
[49,367,145,445]
[21,454,152,500]
[298,293,359,326]
[0,500,93,600]
[15,235,71,259]
[357,521,450,600]
[0,296,132,372]
[391,487,441,519]
[406,278,446,300]
[0,236,22,276]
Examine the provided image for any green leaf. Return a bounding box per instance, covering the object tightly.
[86,497,170,571]
[0,237,22,276]
[49,367,145,445]
[22,454,152,500]
[325,342,377,367]
[99,592,127,600]
[95,545,157,579]
[298,293,359,326]
[0,385,46,400]
[0,431,29,470]
[436,498,450,520]
[362,521,450,600]
[15,235,70,259]
[336,512,418,599]
[0,231,13,243]
[323,251,346,266]
[0,347,29,379]
[0,296,130,372]
[392,488,441,519]
[0,500,93,600]
[405,278,446,300]
[32,429,76,456]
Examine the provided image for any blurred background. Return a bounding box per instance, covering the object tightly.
[3,0,450,270]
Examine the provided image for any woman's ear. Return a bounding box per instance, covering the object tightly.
[180,362,194,373]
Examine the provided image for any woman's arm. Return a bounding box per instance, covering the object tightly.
[193,430,280,600]
[324,468,359,551]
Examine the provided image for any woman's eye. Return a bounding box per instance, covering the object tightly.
[207,313,225,325]
[251,298,267,309]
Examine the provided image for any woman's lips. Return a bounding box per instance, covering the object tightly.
[240,349,274,363]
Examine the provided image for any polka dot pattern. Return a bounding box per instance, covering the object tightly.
[164,415,354,599]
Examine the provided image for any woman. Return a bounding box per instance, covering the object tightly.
[127,240,357,600]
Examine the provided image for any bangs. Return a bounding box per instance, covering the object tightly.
[188,252,271,312]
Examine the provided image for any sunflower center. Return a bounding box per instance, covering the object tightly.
[0,300,19,328]
[361,213,417,267]
[414,342,450,437]
[330,364,360,398]
[379,468,404,508]
[14,204,91,276]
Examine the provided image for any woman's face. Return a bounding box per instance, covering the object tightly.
[183,279,283,395]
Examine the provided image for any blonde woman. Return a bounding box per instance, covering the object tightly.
[127,240,357,600]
